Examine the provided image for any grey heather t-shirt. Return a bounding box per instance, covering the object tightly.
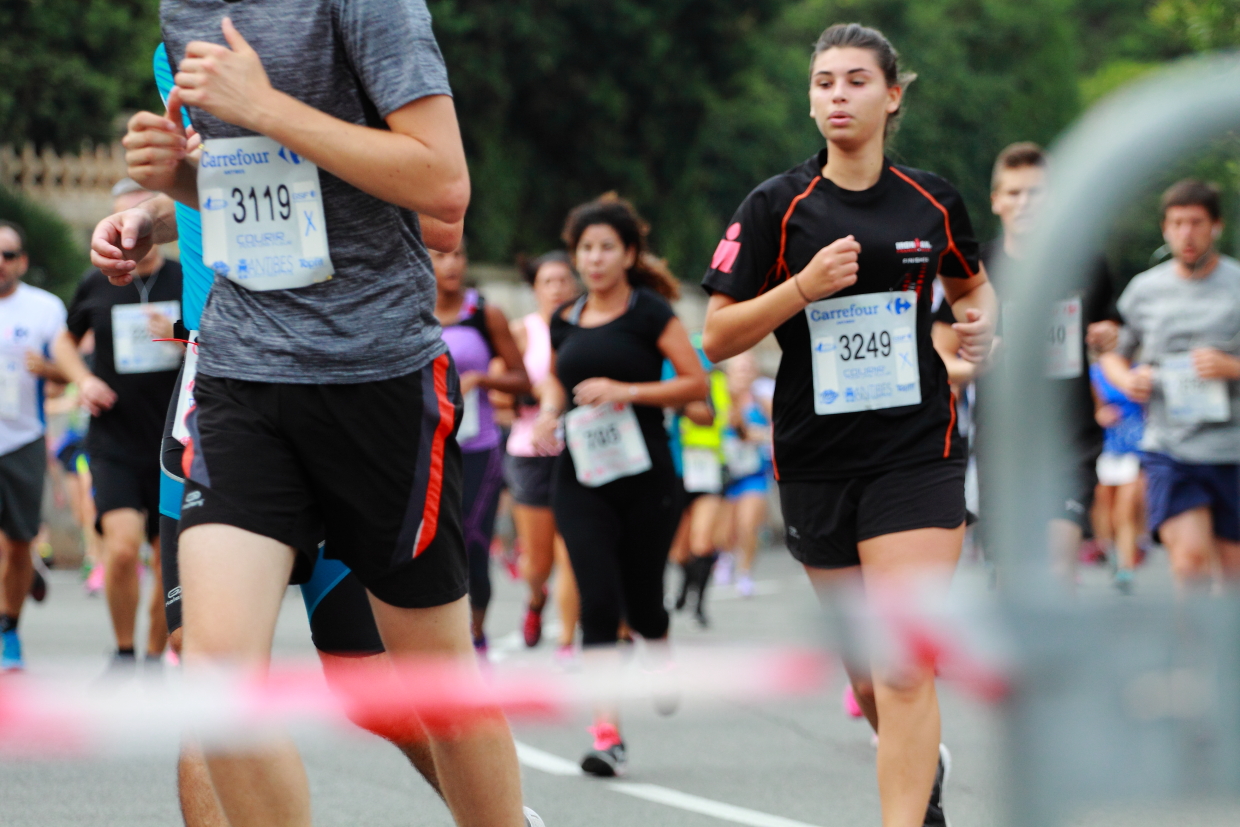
[1117,255,1240,463]
[160,0,452,383]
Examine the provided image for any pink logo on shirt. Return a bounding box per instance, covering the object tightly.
[711,223,742,273]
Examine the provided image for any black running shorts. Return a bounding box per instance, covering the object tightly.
[780,458,967,569]
[0,438,46,542]
[178,353,468,610]
[92,454,161,541]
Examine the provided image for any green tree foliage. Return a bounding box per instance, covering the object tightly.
[0,187,89,301]
[428,0,785,271]
[1151,0,1240,50]
[0,0,163,152]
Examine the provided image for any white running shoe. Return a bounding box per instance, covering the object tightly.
[524,806,546,827]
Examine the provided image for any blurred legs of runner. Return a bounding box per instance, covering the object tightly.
[173,650,443,827]
[804,566,878,729]
[1159,506,1240,593]
[102,508,165,657]
[685,494,722,625]
[514,502,578,648]
[807,524,962,827]
[0,534,34,652]
[731,490,767,587]
[180,524,522,827]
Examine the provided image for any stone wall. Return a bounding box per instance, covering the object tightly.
[1,143,129,247]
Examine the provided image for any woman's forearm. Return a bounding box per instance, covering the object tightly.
[702,280,807,363]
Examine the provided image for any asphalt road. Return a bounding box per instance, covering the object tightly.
[3,543,1238,827]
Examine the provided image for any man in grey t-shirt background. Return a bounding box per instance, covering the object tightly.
[1101,179,1240,592]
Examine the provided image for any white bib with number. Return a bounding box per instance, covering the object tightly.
[1046,297,1083,379]
[0,357,22,421]
[199,136,333,291]
[1162,354,1230,425]
[805,291,920,415]
[111,301,181,374]
[565,403,651,487]
[723,435,762,478]
[457,388,480,443]
[682,448,723,494]
[171,334,199,446]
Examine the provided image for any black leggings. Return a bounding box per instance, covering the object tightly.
[462,446,505,613]
[552,455,682,646]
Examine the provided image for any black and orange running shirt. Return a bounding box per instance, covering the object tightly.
[702,151,979,482]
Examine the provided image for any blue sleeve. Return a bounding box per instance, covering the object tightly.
[153,44,212,330]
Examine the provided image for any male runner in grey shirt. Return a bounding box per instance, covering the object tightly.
[1101,179,1240,591]
[91,2,535,825]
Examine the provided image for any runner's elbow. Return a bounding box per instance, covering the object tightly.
[702,329,737,364]
[420,174,470,225]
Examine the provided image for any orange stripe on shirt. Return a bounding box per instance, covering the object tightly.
[888,166,976,279]
[943,391,957,458]
[760,176,822,295]
[415,354,456,558]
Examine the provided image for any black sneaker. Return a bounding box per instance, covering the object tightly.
[29,569,46,603]
[923,743,952,827]
[581,741,627,777]
[674,563,693,611]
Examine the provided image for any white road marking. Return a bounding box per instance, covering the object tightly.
[516,741,824,827]
[515,742,581,776]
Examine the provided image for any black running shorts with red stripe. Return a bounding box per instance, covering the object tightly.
[178,352,467,609]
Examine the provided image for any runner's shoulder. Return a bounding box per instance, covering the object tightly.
[1122,259,1180,298]
[14,282,66,312]
[736,154,824,220]
[887,163,966,207]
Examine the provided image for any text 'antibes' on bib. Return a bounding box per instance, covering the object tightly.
[199,137,333,291]
[1161,353,1230,425]
[805,291,921,415]
[112,301,181,374]
[1046,296,1083,379]
[564,402,651,487]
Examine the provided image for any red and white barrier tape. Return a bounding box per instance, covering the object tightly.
[0,646,830,757]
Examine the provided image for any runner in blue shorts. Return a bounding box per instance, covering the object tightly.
[720,351,771,597]
[1100,179,1240,592]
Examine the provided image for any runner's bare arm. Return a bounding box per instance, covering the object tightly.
[1098,351,1153,403]
[531,358,568,455]
[419,215,465,254]
[684,401,715,427]
[475,305,531,396]
[51,330,117,415]
[123,88,200,208]
[573,317,708,408]
[930,321,977,386]
[940,267,997,364]
[701,236,860,363]
[176,19,469,223]
[90,194,180,284]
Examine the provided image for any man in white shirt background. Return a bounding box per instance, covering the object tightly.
[0,219,69,671]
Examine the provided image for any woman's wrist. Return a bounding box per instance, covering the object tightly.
[792,272,812,304]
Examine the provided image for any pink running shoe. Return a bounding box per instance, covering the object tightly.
[843,684,864,719]
[84,563,104,596]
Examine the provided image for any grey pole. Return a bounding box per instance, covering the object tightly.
[985,54,1240,826]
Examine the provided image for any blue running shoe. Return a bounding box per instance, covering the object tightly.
[1,629,23,671]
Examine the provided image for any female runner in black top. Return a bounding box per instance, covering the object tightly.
[533,195,707,777]
[701,24,996,827]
